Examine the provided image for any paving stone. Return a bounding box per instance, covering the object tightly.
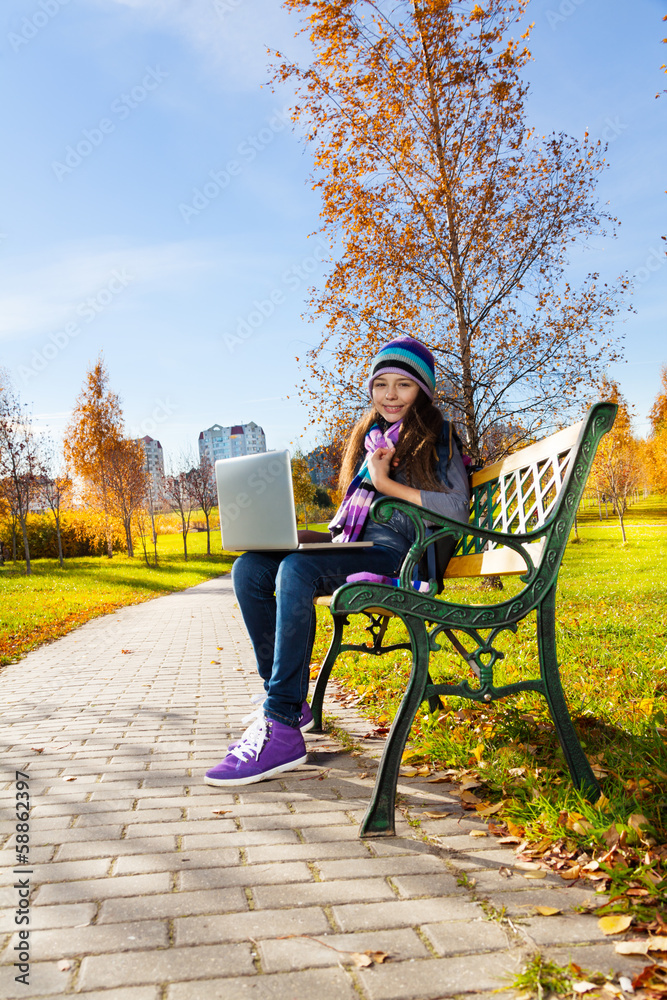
[246,841,371,864]
[78,942,255,991]
[317,854,446,881]
[98,886,248,923]
[0,857,110,885]
[56,836,178,860]
[0,958,74,998]
[0,900,95,930]
[332,896,481,932]
[178,860,313,891]
[114,847,241,875]
[258,927,430,973]
[253,877,396,909]
[185,801,290,819]
[35,871,172,904]
[76,808,186,826]
[31,799,135,817]
[421,918,511,955]
[357,952,518,999]
[390,873,468,898]
[4,918,168,961]
[299,825,363,842]
[241,810,352,830]
[181,829,300,850]
[546,943,647,978]
[175,904,331,945]
[168,967,358,1000]
[522,914,611,945]
[478,884,606,914]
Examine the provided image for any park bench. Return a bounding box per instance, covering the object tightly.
[309,401,617,837]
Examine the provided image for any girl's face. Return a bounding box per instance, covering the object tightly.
[372,373,420,424]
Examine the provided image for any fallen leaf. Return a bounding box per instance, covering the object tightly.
[522,870,547,880]
[31,747,45,753]
[422,810,451,819]
[615,938,667,956]
[598,914,633,936]
[121,649,133,654]
[498,836,521,845]
[460,790,482,805]
[618,977,634,993]
[58,960,72,971]
[210,660,220,665]
[211,809,230,816]
[514,861,542,871]
[572,982,599,994]
[469,830,488,838]
[534,906,562,916]
[561,865,582,881]
[365,950,389,964]
[475,801,505,816]
[63,776,77,782]
[350,952,373,968]
[498,866,513,878]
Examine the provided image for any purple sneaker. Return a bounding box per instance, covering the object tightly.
[205,714,307,786]
[229,698,314,750]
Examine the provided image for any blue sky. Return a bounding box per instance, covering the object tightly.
[0,0,665,465]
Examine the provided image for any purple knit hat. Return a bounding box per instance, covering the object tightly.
[367,337,436,400]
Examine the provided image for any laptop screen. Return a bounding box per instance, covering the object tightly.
[215,450,300,551]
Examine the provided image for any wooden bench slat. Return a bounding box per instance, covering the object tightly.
[444,539,546,578]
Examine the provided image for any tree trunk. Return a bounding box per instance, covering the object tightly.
[56,516,64,567]
[619,510,627,543]
[181,523,188,561]
[124,518,134,557]
[205,512,211,555]
[19,515,31,576]
[11,520,17,561]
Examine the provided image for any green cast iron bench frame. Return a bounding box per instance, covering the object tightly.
[310,402,617,837]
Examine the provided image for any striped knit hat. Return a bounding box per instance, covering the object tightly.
[367,336,436,400]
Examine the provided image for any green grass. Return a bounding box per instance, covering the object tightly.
[0,529,236,666]
[311,511,667,921]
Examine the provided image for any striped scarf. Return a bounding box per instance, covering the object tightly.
[329,421,403,543]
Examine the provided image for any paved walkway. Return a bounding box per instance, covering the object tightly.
[0,575,646,999]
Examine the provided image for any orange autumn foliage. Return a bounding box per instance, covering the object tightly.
[274,0,629,461]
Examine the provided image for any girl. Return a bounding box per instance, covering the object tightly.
[205,337,470,786]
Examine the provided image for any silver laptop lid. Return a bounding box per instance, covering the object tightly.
[215,450,299,551]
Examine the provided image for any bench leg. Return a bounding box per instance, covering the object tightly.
[310,613,346,732]
[360,617,430,837]
[538,587,600,800]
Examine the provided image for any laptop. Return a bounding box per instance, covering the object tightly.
[215,450,373,552]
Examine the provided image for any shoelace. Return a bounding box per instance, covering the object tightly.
[230,711,268,762]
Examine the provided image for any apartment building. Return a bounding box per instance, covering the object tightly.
[198,421,267,464]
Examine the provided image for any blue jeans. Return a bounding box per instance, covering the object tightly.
[231,543,407,728]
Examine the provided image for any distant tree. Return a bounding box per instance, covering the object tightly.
[162,457,195,560]
[276,0,628,461]
[0,386,40,574]
[64,355,124,558]
[589,379,643,542]
[105,439,148,557]
[187,455,217,555]
[37,437,73,568]
[291,451,317,528]
[647,363,667,495]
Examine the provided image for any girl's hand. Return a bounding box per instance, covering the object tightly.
[367,445,394,491]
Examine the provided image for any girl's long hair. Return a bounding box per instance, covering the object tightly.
[338,390,448,495]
